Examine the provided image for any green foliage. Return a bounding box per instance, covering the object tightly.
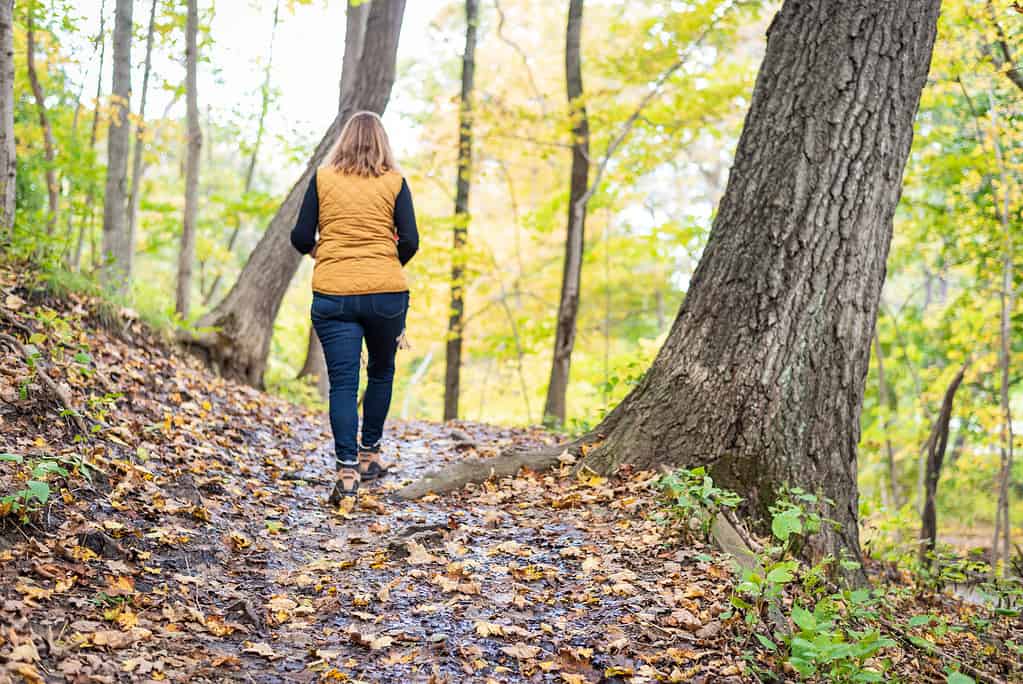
[0,453,70,521]
[721,488,898,682]
[656,466,742,541]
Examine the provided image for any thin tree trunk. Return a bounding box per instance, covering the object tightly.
[443,0,478,421]
[401,0,942,575]
[296,0,372,399]
[543,0,589,426]
[177,0,201,317]
[919,362,969,564]
[244,0,279,193]
[26,1,59,234]
[874,331,903,508]
[72,0,107,272]
[0,0,14,237]
[187,0,405,388]
[989,92,1015,576]
[101,0,133,287]
[126,0,159,276]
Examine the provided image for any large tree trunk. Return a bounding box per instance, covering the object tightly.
[442,0,479,421]
[296,0,372,399]
[126,0,159,276]
[187,0,405,387]
[543,0,590,425]
[177,0,201,317]
[0,0,14,237]
[919,362,969,565]
[402,0,942,571]
[26,1,59,235]
[101,0,133,287]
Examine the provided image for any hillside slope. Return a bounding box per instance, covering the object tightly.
[0,267,1019,684]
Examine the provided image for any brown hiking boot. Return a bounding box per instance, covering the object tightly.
[328,467,360,505]
[358,450,390,481]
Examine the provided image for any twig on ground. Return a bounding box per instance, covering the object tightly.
[0,332,89,435]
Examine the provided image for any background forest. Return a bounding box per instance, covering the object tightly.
[4,0,1022,581]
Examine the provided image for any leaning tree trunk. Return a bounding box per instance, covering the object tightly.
[442,0,479,421]
[402,0,942,571]
[176,0,201,317]
[126,0,158,276]
[26,1,59,235]
[919,362,968,565]
[543,0,590,425]
[0,0,14,237]
[187,0,405,387]
[297,0,372,399]
[101,0,134,287]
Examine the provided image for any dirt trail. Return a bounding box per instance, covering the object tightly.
[0,283,741,683]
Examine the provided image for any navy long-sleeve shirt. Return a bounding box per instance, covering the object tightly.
[289,175,420,265]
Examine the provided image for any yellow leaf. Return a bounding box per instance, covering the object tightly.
[474,620,505,637]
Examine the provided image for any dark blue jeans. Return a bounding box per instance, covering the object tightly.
[311,291,409,468]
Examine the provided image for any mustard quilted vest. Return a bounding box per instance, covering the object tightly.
[312,167,408,295]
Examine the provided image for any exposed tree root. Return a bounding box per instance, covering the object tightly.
[394,441,587,500]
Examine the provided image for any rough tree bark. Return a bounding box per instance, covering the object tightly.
[296,0,371,399]
[101,0,133,287]
[919,362,969,564]
[443,0,479,421]
[401,0,942,570]
[26,1,59,234]
[186,0,405,387]
[0,0,14,237]
[543,0,590,426]
[177,0,201,317]
[126,0,159,277]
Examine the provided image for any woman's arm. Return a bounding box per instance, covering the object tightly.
[394,178,419,265]
[290,176,319,255]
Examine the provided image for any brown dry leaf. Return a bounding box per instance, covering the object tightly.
[4,293,25,310]
[90,627,152,649]
[242,641,280,659]
[7,663,44,684]
[474,620,505,637]
[358,494,387,514]
[501,643,540,659]
[7,641,40,663]
[406,540,442,565]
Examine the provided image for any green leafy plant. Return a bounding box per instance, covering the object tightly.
[0,453,70,521]
[657,466,742,541]
[725,487,898,682]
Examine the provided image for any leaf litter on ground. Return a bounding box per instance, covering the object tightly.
[0,269,1019,683]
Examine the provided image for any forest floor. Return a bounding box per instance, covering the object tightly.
[0,269,1021,684]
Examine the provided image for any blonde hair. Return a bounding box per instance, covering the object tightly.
[325,111,398,177]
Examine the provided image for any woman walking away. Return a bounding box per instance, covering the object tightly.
[290,111,419,504]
